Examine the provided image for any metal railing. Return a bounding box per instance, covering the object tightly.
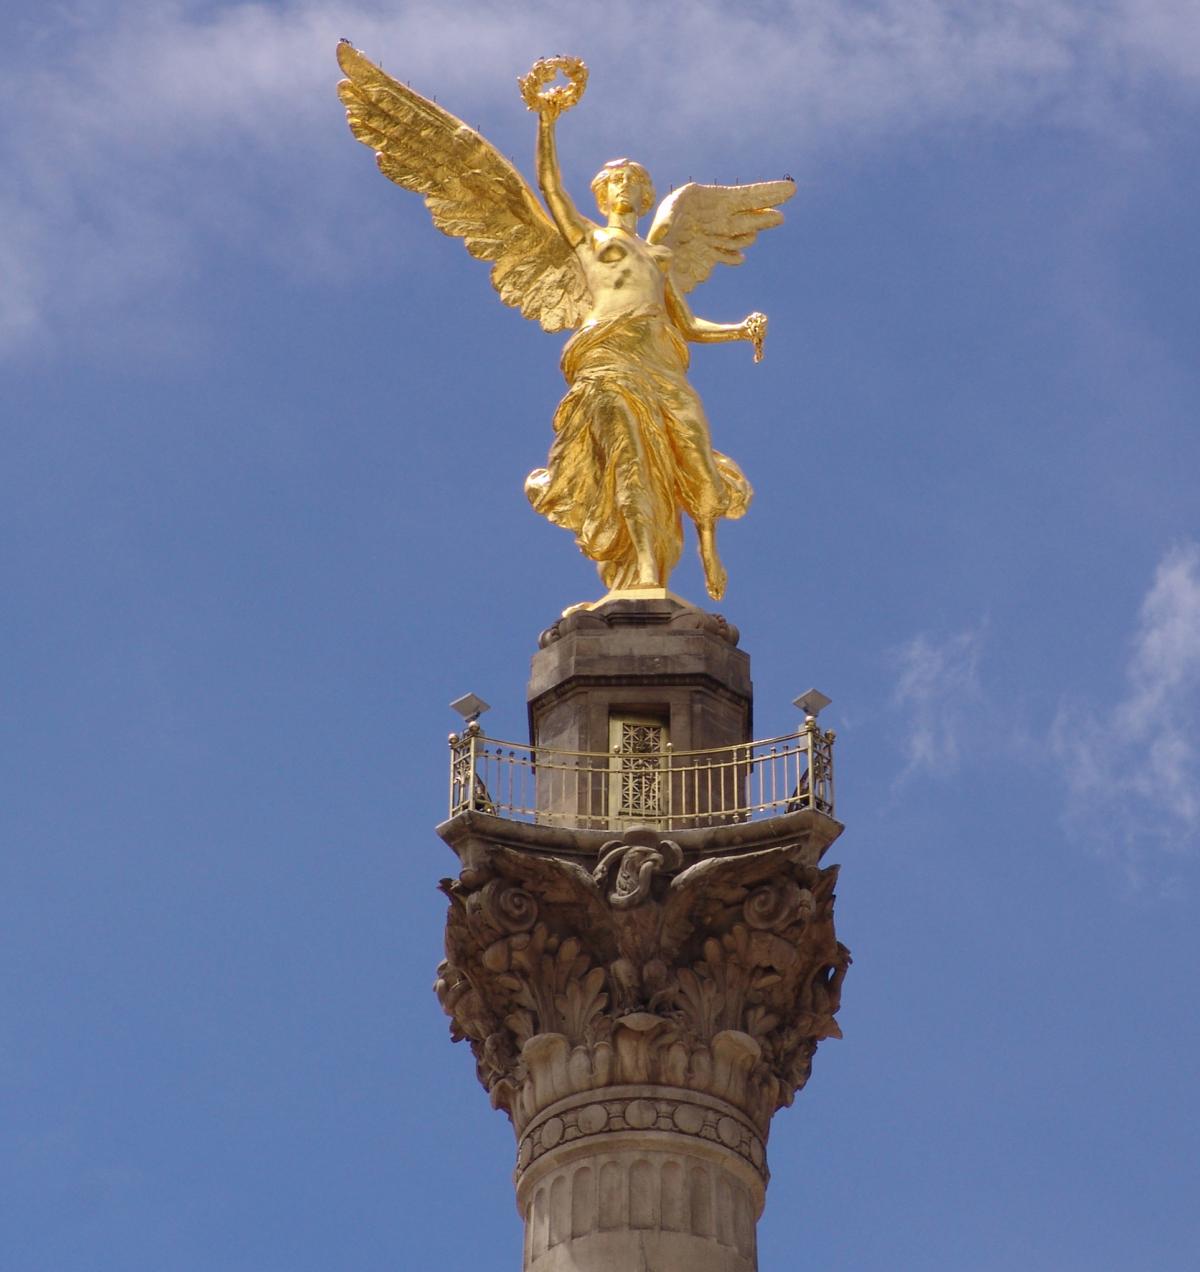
[447,721,835,830]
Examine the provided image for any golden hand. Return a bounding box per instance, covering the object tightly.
[744,312,768,363]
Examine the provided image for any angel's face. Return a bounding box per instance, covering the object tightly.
[604,167,644,218]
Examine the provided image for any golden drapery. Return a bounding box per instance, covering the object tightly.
[525,309,752,591]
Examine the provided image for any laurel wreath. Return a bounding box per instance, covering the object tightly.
[519,56,589,114]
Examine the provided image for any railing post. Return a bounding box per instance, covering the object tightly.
[448,732,461,817]
[467,720,481,810]
[824,727,836,814]
[804,716,818,813]
[664,740,674,829]
[744,742,753,822]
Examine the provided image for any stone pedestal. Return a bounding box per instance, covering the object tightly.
[435,602,849,1271]
[526,600,754,829]
[529,599,752,754]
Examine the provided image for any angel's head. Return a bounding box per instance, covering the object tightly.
[591,159,656,219]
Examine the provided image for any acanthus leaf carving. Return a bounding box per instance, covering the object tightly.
[435,826,849,1130]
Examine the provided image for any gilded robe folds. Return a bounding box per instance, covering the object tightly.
[525,309,751,590]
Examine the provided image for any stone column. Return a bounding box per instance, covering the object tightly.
[516,1081,764,1272]
[435,814,847,1271]
[434,601,849,1270]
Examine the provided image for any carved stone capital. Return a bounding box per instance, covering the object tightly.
[434,822,850,1136]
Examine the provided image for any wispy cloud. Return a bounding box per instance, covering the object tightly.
[1053,543,1200,881]
[3,0,1199,357]
[890,622,987,785]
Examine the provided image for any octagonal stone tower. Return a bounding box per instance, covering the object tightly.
[436,598,849,1271]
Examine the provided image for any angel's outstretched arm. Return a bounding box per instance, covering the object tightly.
[665,276,759,346]
[534,110,588,249]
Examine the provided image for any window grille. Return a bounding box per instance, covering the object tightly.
[610,715,669,823]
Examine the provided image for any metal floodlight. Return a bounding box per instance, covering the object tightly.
[450,692,491,724]
[793,688,832,719]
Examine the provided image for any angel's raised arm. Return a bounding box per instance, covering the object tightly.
[535,112,588,248]
[519,59,591,249]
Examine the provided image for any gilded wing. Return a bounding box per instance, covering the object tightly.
[647,179,796,294]
[336,42,588,332]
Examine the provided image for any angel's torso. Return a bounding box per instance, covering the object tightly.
[577,227,673,324]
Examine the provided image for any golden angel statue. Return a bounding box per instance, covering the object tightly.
[336,44,794,601]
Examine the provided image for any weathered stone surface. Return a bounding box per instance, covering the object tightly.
[436,805,841,866]
[528,598,752,756]
[520,1138,760,1272]
[435,823,847,1133]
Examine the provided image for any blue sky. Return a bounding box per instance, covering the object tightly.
[4,2,1199,1269]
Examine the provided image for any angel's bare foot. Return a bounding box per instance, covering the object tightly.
[698,523,727,600]
[704,560,727,600]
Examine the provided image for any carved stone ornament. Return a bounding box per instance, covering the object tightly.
[434,825,850,1147]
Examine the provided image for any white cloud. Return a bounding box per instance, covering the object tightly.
[1053,543,1200,878]
[3,0,1199,356]
[890,623,987,784]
